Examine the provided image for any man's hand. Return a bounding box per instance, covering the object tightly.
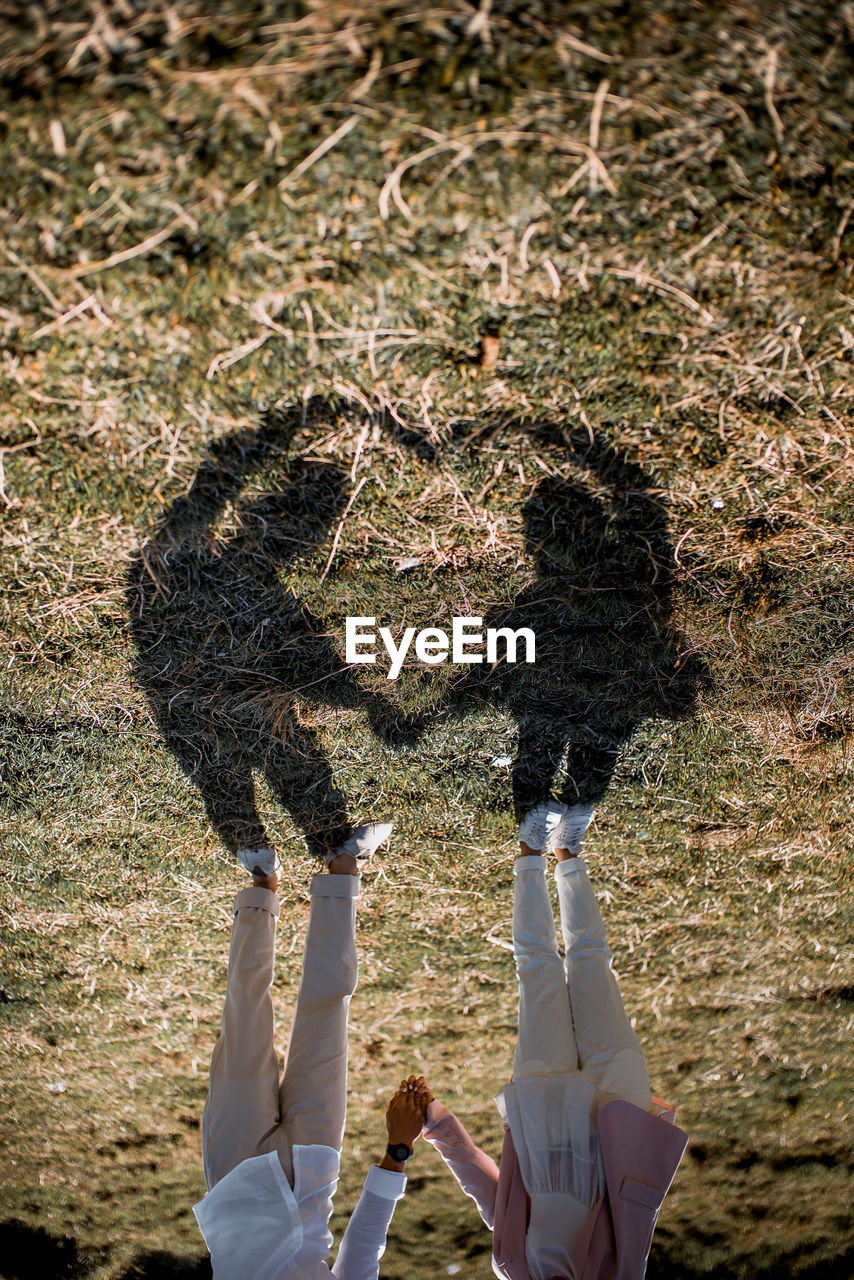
[386,1075,432,1147]
[378,1076,434,1171]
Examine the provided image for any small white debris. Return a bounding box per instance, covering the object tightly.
[491,756,512,767]
[446,1267,462,1276]
[711,498,725,509]
[49,119,67,156]
[46,1081,67,1093]
[394,556,422,572]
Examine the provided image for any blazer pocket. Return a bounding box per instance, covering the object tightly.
[619,1176,662,1211]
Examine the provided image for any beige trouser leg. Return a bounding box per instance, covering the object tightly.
[201,874,360,1191]
[555,858,652,1111]
[279,873,359,1149]
[202,886,287,1189]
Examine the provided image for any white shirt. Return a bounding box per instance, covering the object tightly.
[497,1079,604,1280]
[193,1144,407,1279]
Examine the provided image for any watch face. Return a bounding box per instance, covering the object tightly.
[389,1143,412,1161]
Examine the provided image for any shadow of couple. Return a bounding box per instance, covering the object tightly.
[126,401,703,860]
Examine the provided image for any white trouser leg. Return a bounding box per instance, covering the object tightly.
[513,856,578,1078]
[555,859,651,1110]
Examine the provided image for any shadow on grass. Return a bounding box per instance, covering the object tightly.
[1,1218,852,1280]
[0,1220,81,1279]
[431,418,706,812]
[648,1241,854,1280]
[125,398,421,860]
[115,1255,212,1279]
[126,402,705,860]
[0,1219,214,1278]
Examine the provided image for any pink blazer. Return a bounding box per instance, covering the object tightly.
[422,1097,688,1280]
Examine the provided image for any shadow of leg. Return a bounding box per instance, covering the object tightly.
[555,738,621,808]
[511,710,566,820]
[259,723,351,860]
[184,736,269,854]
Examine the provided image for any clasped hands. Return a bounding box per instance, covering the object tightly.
[379,1074,441,1171]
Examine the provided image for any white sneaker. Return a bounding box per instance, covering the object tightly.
[547,802,594,854]
[236,847,282,877]
[323,822,394,867]
[517,804,553,852]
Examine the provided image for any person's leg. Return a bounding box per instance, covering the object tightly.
[554,857,652,1110]
[513,847,578,1079]
[278,870,360,1149]
[201,883,293,1189]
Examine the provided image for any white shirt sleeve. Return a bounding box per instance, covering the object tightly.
[331,1165,407,1280]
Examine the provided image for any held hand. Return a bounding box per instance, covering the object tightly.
[397,1074,434,1107]
[386,1076,432,1147]
[402,1073,449,1124]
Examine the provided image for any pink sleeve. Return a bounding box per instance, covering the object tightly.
[422,1104,500,1230]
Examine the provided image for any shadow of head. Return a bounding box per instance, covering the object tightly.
[156,401,352,546]
[522,474,668,588]
[231,460,350,562]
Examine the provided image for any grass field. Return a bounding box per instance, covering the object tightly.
[1,2,853,1277]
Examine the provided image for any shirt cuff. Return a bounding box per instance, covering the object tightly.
[424,1099,451,1130]
[365,1165,407,1200]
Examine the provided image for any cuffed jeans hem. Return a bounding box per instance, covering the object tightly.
[515,854,548,874]
[555,857,587,879]
[233,886,282,917]
[309,872,361,899]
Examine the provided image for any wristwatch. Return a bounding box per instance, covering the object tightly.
[386,1142,413,1163]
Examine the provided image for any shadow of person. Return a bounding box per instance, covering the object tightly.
[0,1218,81,1279]
[424,426,704,815]
[128,407,703,858]
[126,403,415,861]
